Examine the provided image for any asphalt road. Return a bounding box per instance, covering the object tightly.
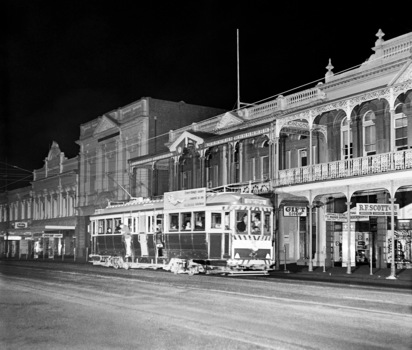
[1,262,412,350]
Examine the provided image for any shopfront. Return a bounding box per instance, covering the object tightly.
[1,233,34,259]
[32,229,76,260]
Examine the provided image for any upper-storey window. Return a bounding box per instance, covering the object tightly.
[341,117,353,159]
[394,107,408,151]
[363,111,376,156]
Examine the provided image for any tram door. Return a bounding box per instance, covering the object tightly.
[209,233,222,259]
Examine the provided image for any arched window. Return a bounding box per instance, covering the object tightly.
[394,104,408,151]
[341,117,353,159]
[363,111,376,156]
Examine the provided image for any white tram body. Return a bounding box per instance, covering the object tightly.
[89,189,275,275]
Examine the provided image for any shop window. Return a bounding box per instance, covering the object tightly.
[211,213,222,228]
[181,212,192,230]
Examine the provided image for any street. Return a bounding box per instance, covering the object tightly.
[1,262,411,349]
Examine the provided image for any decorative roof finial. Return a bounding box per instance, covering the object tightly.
[325,58,334,81]
[375,29,385,46]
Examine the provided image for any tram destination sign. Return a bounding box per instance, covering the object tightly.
[356,203,399,216]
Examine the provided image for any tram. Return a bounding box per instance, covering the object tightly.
[89,188,275,275]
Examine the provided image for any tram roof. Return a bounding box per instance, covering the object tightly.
[92,191,272,216]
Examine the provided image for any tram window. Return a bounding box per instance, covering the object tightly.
[148,215,153,232]
[211,213,222,228]
[127,218,133,232]
[169,214,179,231]
[114,218,122,233]
[236,211,248,233]
[181,212,192,230]
[98,219,104,234]
[194,212,205,230]
[156,214,163,232]
[224,212,230,230]
[132,217,137,233]
[106,219,113,234]
[251,211,261,234]
[264,213,271,235]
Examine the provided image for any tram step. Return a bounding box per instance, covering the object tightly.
[226,270,269,276]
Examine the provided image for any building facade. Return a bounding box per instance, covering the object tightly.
[130,30,412,271]
[0,142,79,259]
[76,97,225,259]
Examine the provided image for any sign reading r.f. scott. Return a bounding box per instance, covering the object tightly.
[356,203,399,216]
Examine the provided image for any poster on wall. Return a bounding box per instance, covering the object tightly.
[386,230,412,268]
[342,223,356,267]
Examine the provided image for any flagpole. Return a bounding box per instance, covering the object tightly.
[237,28,240,111]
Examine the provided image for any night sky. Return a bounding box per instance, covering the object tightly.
[2,1,412,190]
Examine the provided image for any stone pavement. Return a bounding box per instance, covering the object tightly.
[269,264,412,290]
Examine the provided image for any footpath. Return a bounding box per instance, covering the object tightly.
[269,263,412,290]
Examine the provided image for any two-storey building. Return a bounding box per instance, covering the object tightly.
[76,97,225,260]
[130,29,412,273]
[0,142,78,260]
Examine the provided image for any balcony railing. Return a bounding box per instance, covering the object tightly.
[215,149,412,194]
[277,149,412,186]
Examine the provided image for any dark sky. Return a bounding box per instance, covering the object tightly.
[2,0,412,190]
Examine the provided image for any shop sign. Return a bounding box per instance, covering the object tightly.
[283,206,307,217]
[356,203,399,216]
[325,213,347,222]
[325,213,369,222]
[13,222,28,229]
[42,234,63,238]
[244,198,267,205]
